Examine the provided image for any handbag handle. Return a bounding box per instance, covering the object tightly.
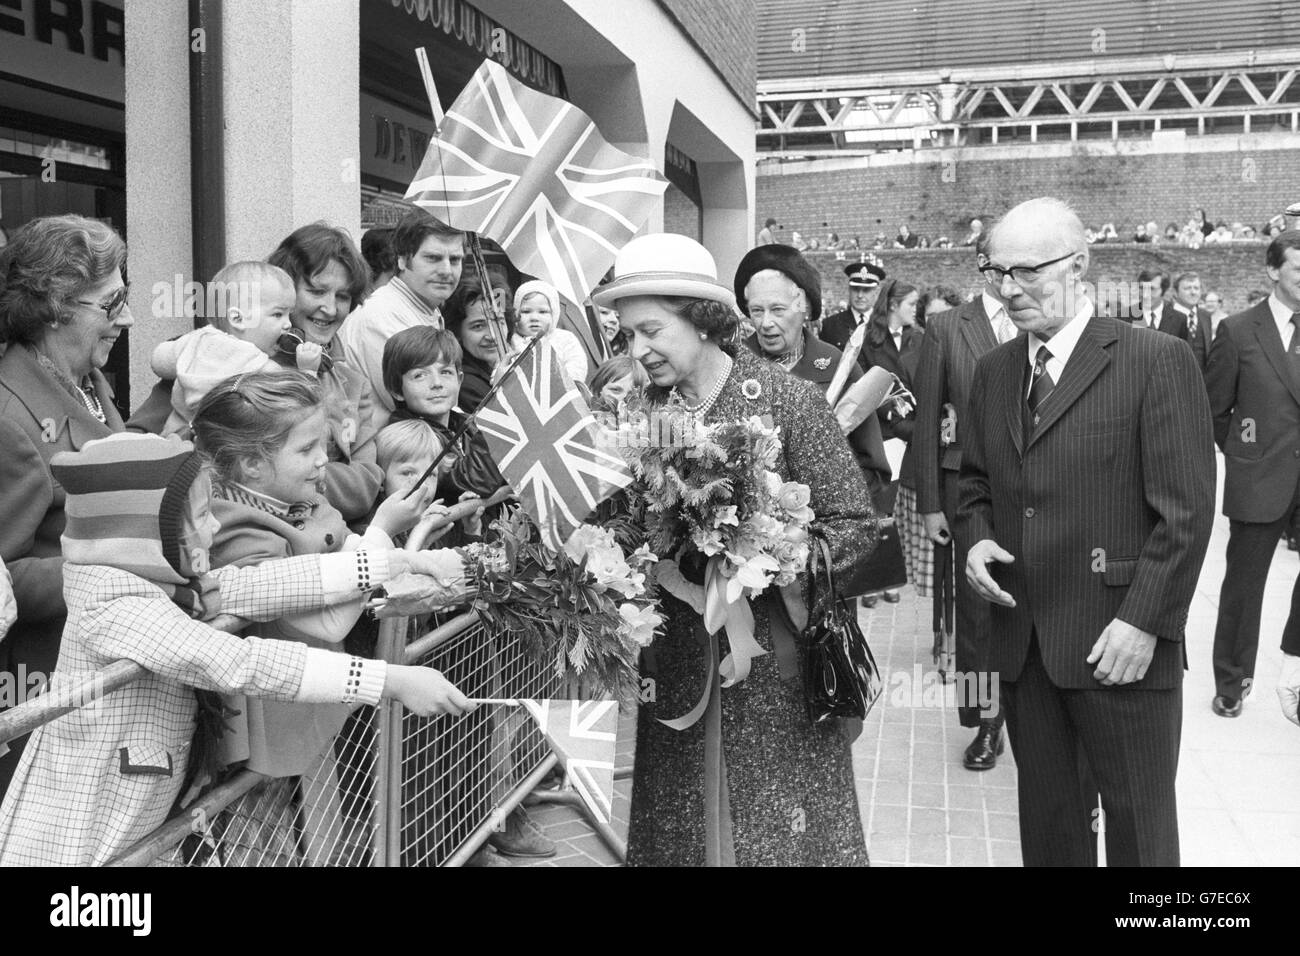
[805,532,841,625]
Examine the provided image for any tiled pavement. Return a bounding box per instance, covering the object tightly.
[512,455,1299,866]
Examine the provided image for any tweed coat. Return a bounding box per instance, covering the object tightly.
[743,328,891,481]
[627,349,878,867]
[0,554,377,866]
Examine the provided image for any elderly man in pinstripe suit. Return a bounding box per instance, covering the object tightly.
[958,198,1215,867]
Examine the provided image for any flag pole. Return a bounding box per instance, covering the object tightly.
[466,230,511,358]
[413,51,513,404]
[402,334,541,499]
[414,48,444,135]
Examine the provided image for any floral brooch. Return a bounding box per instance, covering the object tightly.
[813,356,831,369]
[741,378,762,401]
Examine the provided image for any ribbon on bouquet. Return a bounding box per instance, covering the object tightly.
[704,557,768,687]
[653,556,770,731]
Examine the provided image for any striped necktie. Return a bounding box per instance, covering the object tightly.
[1028,346,1055,420]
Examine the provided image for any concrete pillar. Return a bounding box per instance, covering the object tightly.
[221,0,360,261]
[123,0,192,412]
[123,0,361,413]
[699,157,754,283]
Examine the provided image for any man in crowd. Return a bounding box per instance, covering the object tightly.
[1133,269,1171,330]
[914,231,1015,770]
[757,217,778,246]
[960,197,1214,866]
[820,256,886,369]
[1166,271,1212,369]
[339,209,464,416]
[1205,231,1300,719]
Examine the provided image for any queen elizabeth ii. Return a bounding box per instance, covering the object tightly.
[594,234,878,867]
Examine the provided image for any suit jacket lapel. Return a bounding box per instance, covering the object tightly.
[1027,316,1115,449]
[1000,341,1026,459]
[1251,306,1300,407]
[961,298,998,359]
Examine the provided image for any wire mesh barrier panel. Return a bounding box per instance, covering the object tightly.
[149,703,382,867]
[117,612,562,867]
[399,616,563,866]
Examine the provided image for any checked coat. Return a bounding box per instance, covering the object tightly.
[0,555,373,866]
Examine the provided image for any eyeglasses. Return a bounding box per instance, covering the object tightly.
[76,283,131,321]
[977,252,1076,287]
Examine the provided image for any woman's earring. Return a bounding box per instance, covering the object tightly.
[698,332,707,340]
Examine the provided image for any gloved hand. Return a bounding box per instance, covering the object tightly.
[1277,653,1300,727]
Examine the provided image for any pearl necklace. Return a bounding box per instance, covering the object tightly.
[33,347,106,424]
[671,355,733,422]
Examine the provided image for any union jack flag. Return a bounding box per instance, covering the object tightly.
[405,59,667,308]
[476,339,632,551]
[519,699,618,823]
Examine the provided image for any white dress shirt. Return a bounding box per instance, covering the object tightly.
[1168,301,1197,336]
[982,292,1015,343]
[1027,298,1094,391]
[1270,292,1299,351]
[1143,302,1165,330]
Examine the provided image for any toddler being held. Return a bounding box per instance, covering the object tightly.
[151,261,322,438]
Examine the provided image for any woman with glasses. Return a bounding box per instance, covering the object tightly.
[0,214,132,798]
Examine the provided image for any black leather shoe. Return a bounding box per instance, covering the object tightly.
[860,594,879,609]
[1212,695,1242,718]
[962,721,1005,771]
[882,590,901,604]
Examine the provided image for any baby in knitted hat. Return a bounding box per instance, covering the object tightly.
[510,279,589,384]
[0,431,476,866]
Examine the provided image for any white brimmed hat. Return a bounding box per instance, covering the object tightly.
[591,234,737,310]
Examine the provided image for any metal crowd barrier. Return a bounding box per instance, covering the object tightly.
[114,609,564,867]
[1,495,628,867]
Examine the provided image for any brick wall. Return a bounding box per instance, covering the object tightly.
[803,242,1273,318]
[664,182,702,240]
[758,148,1300,248]
[657,0,757,115]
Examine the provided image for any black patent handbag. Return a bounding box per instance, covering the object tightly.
[803,534,884,724]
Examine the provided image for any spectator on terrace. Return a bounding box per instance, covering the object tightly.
[1194,207,1214,237]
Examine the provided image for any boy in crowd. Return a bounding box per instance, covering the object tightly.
[380,326,504,504]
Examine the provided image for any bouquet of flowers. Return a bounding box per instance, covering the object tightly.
[618,398,814,606]
[460,505,662,702]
